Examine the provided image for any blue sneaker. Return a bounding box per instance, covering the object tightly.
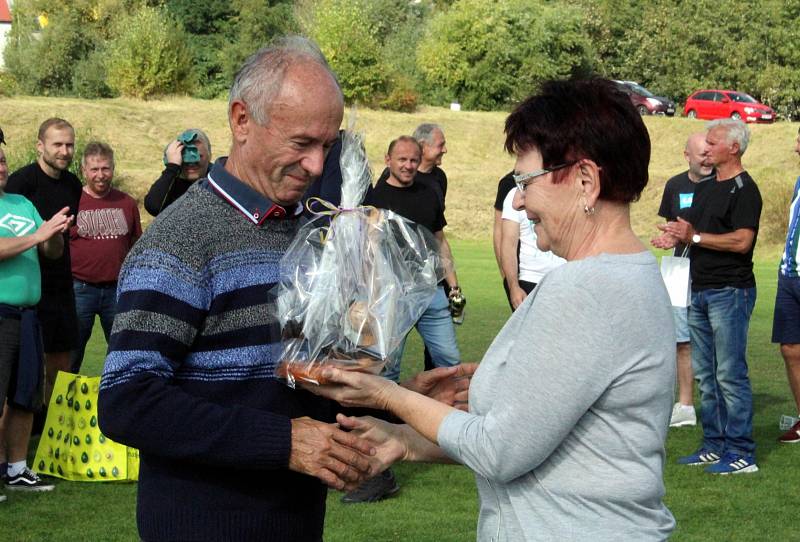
[704,452,758,475]
[677,448,720,466]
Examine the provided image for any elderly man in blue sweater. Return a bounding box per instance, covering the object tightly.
[99,38,385,541]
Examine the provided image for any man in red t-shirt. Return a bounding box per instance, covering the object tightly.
[70,142,142,372]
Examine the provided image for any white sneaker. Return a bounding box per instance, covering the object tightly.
[669,403,696,427]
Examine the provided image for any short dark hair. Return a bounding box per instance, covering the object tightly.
[82,141,115,168]
[37,118,74,142]
[387,135,422,156]
[504,78,651,203]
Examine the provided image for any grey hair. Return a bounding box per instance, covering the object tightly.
[413,123,444,145]
[706,119,750,156]
[228,36,341,126]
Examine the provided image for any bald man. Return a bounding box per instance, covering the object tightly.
[657,133,713,428]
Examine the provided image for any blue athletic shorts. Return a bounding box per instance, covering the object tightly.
[772,273,800,344]
[672,305,690,343]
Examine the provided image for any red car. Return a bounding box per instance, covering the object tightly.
[683,89,775,123]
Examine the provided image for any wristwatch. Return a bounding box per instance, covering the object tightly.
[691,233,702,245]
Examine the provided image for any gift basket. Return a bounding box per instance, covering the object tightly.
[275,127,446,387]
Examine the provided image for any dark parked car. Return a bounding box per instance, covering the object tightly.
[614,80,676,116]
[683,89,775,123]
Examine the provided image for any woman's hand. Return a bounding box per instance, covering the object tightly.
[336,414,408,471]
[301,367,399,410]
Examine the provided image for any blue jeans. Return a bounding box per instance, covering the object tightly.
[382,287,461,382]
[70,280,118,373]
[689,286,756,456]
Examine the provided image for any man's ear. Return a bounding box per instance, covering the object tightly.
[35,139,44,157]
[229,100,250,144]
[384,154,391,167]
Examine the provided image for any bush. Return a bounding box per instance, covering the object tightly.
[4,1,97,95]
[300,0,386,105]
[218,0,297,93]
[72,50,116,99]
[416,0,593,110]
[105,5,193,99]
[379,79,419,112]
[0,71,20,97]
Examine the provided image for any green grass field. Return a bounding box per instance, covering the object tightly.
[2,97,799,539]
[1,239,797,541]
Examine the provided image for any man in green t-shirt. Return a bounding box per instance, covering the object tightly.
[0,143,72,497]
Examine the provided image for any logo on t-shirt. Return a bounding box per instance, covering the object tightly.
[76,208,130,239]
[0,213,36,236]
[679,193,694,209]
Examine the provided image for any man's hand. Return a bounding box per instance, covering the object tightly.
[288,417,377,491]
[658,218,695,244]
[651,232,678,250]
[165,140,184,166]
[401,363,477,411]
[36,206,73,242]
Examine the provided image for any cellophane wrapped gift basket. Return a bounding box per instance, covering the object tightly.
[276,127,446,387]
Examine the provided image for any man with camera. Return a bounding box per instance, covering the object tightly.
[143,129,212,216]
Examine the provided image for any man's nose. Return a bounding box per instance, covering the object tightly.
[302,148,325,177]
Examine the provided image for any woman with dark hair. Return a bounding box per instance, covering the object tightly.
[307,79,676,541]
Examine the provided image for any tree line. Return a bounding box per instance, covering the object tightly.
[4,0,800,118]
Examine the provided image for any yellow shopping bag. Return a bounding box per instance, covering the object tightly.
[33,371,139,482]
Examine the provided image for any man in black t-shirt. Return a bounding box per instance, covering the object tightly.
[656,133,713,429]
[374,123,448,210]
[349,135,462,505]
[375,124,454,370]
[6,118,82,404]
[366,136,461,382]
[412,123,448,207]
[654,119,762,475]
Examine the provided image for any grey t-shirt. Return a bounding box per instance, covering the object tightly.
[438,251,676,542]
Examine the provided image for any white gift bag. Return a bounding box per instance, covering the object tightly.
[660,249,691,307]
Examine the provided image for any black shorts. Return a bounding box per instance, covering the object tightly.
[772,273,800,344]
[38,284,79,353]
[0,317,45,412]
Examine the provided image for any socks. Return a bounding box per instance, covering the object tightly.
[7,461,27,478]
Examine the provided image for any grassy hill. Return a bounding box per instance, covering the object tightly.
[1,96,797,250]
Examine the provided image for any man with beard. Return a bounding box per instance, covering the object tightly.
[6,118,82,404]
